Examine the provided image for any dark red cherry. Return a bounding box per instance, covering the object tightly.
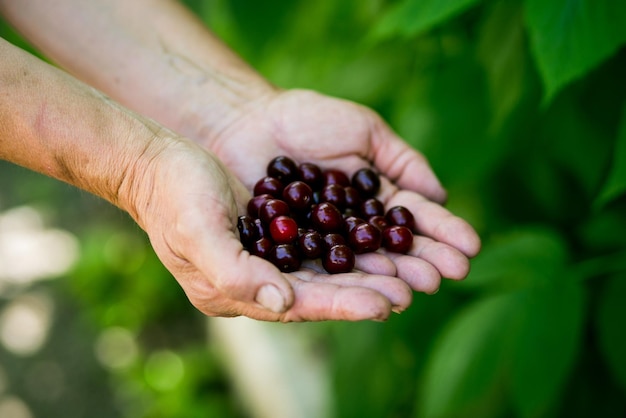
[352,168,381,198]
[348,223,382,254]
[298,162,324,190]
[323,244,355,274]
[344,216,366,234]
[320,184,346,209]
[323,233,346,250]
[361,198,385,217]
[386,206,416,232]
[247,194,273,218]
[298,231,323,259]
[254,176,284,198]
[269,216,299,244]
[382,226,414,254]
[269,244,301,272]
[323,169,351,187]
[259,199,290,224]
[310,202,344,233]
[267,156,299,183]
[282,181,313,211]
[250,237,273,259]
[254,218,269,239]
[237,215,257,248]
[343,186,362,210]
[368,215,389,232]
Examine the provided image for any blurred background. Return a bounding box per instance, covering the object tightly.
[1,0,626,417]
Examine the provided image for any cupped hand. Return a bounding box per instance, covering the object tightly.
[131,137,413,321]
[205,89,481,292]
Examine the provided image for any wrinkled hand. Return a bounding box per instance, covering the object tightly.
[205,89,481,294]
[134,138,414,321]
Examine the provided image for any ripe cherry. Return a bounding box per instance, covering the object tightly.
[237,215,257,248]
[361,198,385,217]
[298,231,323,259]
[323,169,350,187]
[368,215,389,232]
[382,226,414,254]
[348,223,382,254]
[254,176,283,198]
[269,244,301,272]
[323,233,346,250]
[267,156,299,183]
[323,244,355,274]
[247,194,273,218]
[269,215,299,244]
[259,199,290,224]
[386,206,416,232]
[320,184,346,209]
[310,202,344,233]
[344,215,366,234]
[250,237,273,259]
[352,168,380,198]
[344,186,362,209]
[298,162,324,190]
[282,181,314,211]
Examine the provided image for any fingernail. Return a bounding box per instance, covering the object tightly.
[255,284,287,313]
[428,288,440,295]
[391,306,404,314]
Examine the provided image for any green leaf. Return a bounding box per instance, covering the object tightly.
[511,282,586,417]
[596,105,626,207]
[462,227,569,292]
[525,0,626,102]
[417,293,523,417]
[597,273,626,394]
[372,0,481,40]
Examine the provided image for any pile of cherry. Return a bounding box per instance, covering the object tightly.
[237,156,416,274]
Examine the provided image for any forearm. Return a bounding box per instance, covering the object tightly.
[0,37,170,221]
[0,0,274,142]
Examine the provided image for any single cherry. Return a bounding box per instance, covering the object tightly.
[343,186,362,209]
[282,181,314,211]
[323,244,355,274]
[259,199,290,224]
[298,162,324,190]
[344,215,366,234]
[323,169,351,187]
[348,223,382,254]
[250,237,273,259]
[361,198,385,217]
[382,225,414,254]
[320,184,346,209]
[386,206,416,232]
[267,156,299,183]
[298,231,323,259]
[352,168,381,198]
[310,202,344,233]
[368,215,389,232]
[253,176,283,197]
[237,215,257,248]
[269,244,302,272]
[269,215,299,244]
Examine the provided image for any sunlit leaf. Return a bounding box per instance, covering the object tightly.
[597,273,626,394]
[372,0,481,40]
[596,106,626,207]
[511,282,586,417]
[525,0,626,102]
[417,293,523,417]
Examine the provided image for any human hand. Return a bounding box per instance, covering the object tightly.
[201,89,481,294]
[130,138,414,321]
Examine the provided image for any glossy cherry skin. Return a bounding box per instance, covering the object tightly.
[297,162,324,190]
[344,216,366,234]
[269,244,302,272]
[382,225,414,254]
[247,194,273,218]
[254,218,269,239]
[282,181,314,211]
[254,176,284,198]
[298,230,324,259]
[351,168,380,198]
[323,244,355,274]
[310,202,344,233]
[237,215,257,248]
[361,198,385,217]
[250,237,273,259]
[259,199,290,224]
[368,215,389,232]
[386,206,417,232]
[269,215,299,244]
[343,186,362,209]
[323,233,346,250]
[348,222,382,254]
[267,156,299,183]
[320,184,346,210]
[323,169,351,187]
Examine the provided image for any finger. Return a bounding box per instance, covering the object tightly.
[368,117,447,203]
[382,252,442,294]
[383,189,481,258]
[409,235,471,280]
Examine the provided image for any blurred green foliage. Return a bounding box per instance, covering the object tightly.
[2,0,626,417]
